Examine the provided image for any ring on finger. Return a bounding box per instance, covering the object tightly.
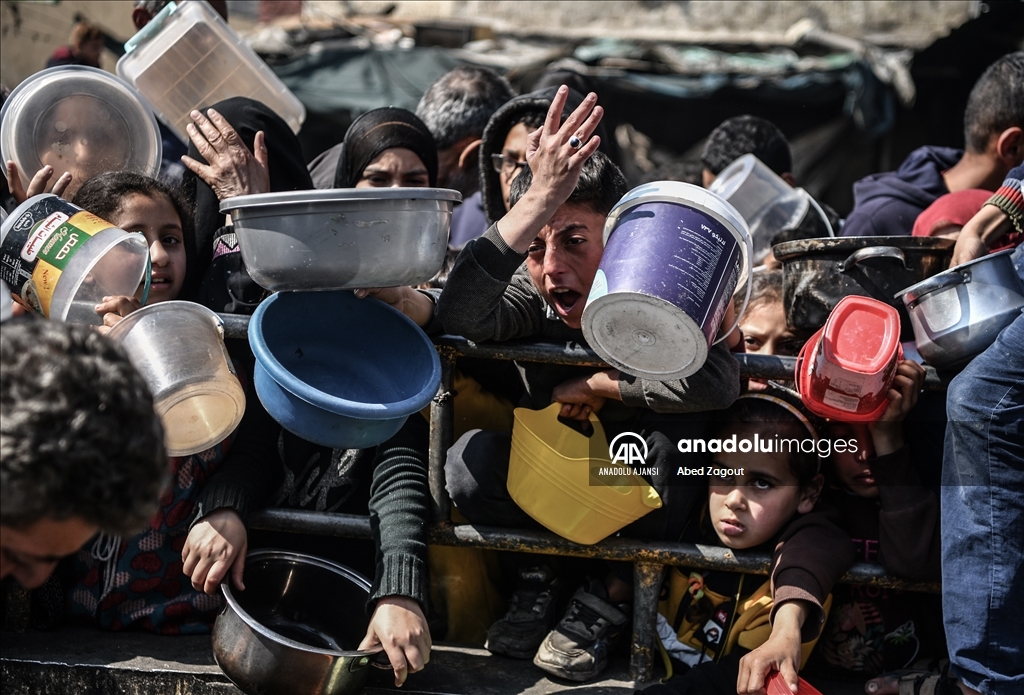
[569,135,583,150]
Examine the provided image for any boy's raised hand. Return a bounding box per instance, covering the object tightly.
[495,86,603,254]
[6,161,72,203]
[522,86,603,208]
[869,360,925,457]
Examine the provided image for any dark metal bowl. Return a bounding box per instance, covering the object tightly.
[774,236,955,339]
[212,550,388,695]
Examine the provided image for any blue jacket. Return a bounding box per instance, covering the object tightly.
[841,146,962,237]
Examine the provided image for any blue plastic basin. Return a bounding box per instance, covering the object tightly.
[249,290,441,448]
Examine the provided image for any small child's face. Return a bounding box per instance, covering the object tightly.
[708,427,819,549]
[108,193,186,304]
[827,422,878,498]
[739,300,805,357]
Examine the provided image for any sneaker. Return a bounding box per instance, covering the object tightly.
[533,579,628,682]
[485,565,560,659]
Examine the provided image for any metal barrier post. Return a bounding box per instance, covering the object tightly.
[429,349,457,523]
[631,561,664,683]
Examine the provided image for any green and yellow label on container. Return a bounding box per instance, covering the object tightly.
[0,194,116,317]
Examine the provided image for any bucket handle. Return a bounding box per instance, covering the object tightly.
[138,251,152,306]
[713,216,754,346]
[804,191,834,238]
[838,246,907,273]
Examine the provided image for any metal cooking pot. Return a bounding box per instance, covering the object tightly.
[212,550,390,695]
[896,248,1024,369]
[774,236,954,339]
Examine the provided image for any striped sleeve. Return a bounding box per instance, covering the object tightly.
[987,163,1024,235]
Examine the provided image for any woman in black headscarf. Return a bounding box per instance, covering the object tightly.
[308,107,438,190]
[180,96,312,309]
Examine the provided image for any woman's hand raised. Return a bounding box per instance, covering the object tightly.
[182,108,270,201]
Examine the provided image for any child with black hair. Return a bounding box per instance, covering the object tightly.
[842,51,1024,238]
[807,361,945,694]
[1,320,167,590]
[643,388,850,695]
[700,115,794,189]
[735,270,808,356]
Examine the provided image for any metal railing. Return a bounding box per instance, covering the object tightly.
[228,316,945,681]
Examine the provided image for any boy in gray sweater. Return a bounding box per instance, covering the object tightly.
[435,87,741,682]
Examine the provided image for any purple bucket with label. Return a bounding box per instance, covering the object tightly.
[582,182,751,380]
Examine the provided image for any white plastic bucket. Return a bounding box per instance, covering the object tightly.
[582,182,752,381]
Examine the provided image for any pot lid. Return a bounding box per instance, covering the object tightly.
[0,66,161,194]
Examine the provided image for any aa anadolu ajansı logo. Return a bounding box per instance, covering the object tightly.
[608,431,648,467]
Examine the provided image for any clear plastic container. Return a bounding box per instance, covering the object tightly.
[107,301,245,456]
[1,280,12,323]
[52,226,151,324]
[709,154,809,264]
[117,1,305,142]
[0,194,150,325]
[0,66,161,198]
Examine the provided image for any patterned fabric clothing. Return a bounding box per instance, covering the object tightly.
[65,438,233,634]
[987,162,1023,243]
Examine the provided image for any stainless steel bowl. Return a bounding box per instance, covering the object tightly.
[897,248,1024,369]
[219,188,461,292]
[212,550,389,695]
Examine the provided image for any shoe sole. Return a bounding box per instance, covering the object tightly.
[532,652,602,683]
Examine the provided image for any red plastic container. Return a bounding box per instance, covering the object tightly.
[765,671,822,695]
[794,296,902,422]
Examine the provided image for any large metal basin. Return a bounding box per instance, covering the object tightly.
[212,550,389,695]
[220,188,461,291]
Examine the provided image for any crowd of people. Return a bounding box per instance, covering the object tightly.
[1,5,1022,694]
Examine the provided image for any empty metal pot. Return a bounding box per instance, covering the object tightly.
[897,248,1024,368]
[212,550,389,695]
[774,236,954,339]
